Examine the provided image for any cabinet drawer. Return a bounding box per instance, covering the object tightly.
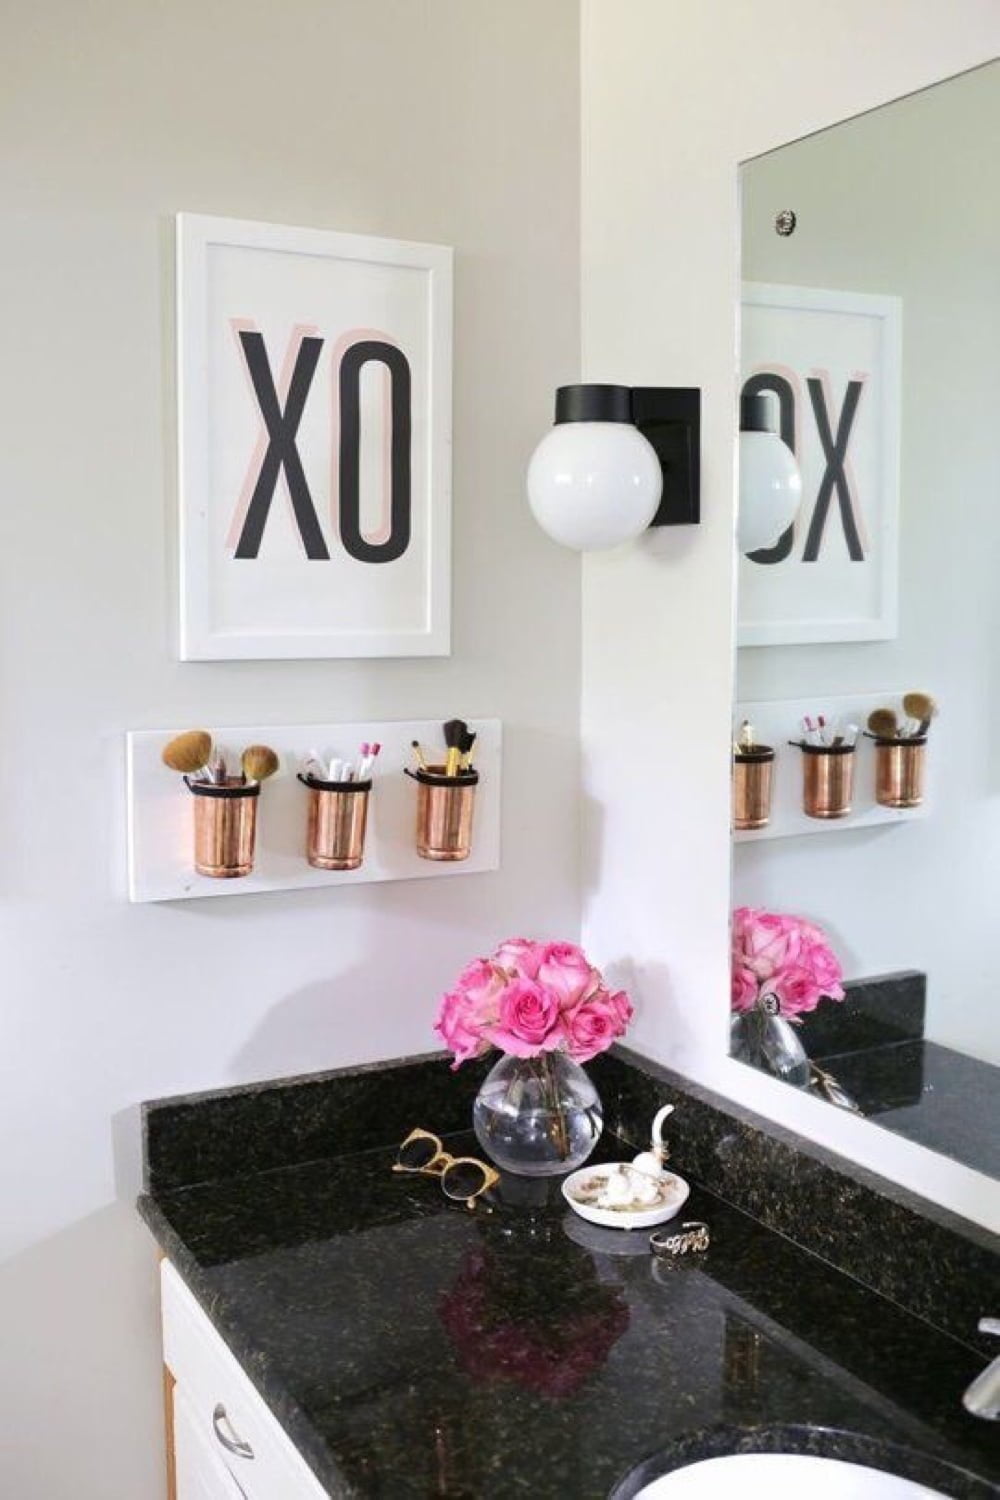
[162,1260,330,1500]
[174,1387,247,1500]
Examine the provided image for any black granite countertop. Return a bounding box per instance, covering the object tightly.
[139,1120,1000,1499]
[797,970,1000,1179]
[814,1039,1000,1179]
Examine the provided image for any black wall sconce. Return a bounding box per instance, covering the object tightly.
[527,383,701,550]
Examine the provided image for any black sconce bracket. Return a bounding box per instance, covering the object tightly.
[631,387,701,527]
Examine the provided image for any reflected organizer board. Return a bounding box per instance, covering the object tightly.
[733,693,928,842]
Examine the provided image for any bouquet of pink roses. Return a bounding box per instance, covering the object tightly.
[731,906,845,1021]
[434,938,632,1068]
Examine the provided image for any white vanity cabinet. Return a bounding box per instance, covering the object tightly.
[161,1260,331,1500]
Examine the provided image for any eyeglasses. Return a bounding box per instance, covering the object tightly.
[392,1128,500,1210]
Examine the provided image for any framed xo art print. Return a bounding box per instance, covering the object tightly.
[177,214,452,659]
[739,282,901,647]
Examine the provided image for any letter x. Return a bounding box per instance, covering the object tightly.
[234,331,330,560]
[802,377,865,562]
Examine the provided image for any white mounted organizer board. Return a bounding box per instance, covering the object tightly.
[126,719,500,902]
[734,693,928,842]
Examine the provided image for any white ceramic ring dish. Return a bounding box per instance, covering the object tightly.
[561,1163,690,1230]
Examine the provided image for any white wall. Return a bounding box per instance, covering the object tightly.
[580,0,1000,1231]
[736,63,1000,1065]
[0,4,580,1496]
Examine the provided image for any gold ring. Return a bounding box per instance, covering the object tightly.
[649,1220,710,1258]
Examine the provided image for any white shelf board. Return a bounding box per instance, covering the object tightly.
[734,692,928,842]
[126,718,501,901]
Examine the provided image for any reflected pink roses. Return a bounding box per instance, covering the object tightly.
[732,907,844,1020]
[433,938,633,1067]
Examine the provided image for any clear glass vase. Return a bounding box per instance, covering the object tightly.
[730,998,810,1088]
[473,1051,603,1177]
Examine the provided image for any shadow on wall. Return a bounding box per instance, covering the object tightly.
[228,970,407,1081]
[580,787,702,1064]
[0,1202,165,1500]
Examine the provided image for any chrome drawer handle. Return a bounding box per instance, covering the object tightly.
[212,1403,254,1460]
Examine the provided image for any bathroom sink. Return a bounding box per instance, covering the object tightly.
[633,1452,946,1498]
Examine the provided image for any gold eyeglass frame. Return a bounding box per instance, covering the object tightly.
[392,1127,500,1209]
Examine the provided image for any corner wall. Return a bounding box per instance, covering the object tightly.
[580,0,1000,1230]
[0,4,580,1494]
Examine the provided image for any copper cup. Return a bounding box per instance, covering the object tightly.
[299,774,371,870]
[874,737,926,808]
[800,744,855,819]
[188,778,259,877]
[410,766,478,861]
[733,747,775,831]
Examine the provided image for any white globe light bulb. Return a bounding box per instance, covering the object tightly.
[738,429,803,553]
[527,422,663,551]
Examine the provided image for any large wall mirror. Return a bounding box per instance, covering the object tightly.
[730,60,999,1182]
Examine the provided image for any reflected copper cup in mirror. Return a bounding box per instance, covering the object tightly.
[874,737,926,809]
[733,747,775,830]
[799,743,855,819]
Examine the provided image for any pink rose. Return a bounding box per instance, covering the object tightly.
[492,937,544,980]
[733,908,802,981]
[434,989,489,1069]
[771,964,823,1018]
[564,992,620,1062]
[605,988,634,1032]
[801,938,844,1001]
[484,979,563,1058]
[536,942,599,1010]
[455,958,506,1022]
[731,964,759,1014]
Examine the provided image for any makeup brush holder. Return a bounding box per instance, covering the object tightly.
[186,778,260,878]
[733,747,775,831]
[796,743,855,820]
[874,737,926,809]
[408,766,479,861]
[298,774,371,870]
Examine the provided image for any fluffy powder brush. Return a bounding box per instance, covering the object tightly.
[902,691,937,737]
[866,708,899,742]
[241,745,280,784]
[161,729,213,776]
[244,747,283,786]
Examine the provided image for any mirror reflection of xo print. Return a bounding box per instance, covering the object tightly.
[230,326,412,566]
[742,367,866,567]
[738,283,900,647]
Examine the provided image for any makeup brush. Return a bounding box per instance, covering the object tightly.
[443,718,468,778]
[241,744,279,784]
[867,707,899,742]
[162,729,213,777]
[902,691,937,738]
[411,739,429,772]
[459,730,477,771]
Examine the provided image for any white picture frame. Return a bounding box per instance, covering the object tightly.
[177,214,453,659]
[738,282,901,647]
